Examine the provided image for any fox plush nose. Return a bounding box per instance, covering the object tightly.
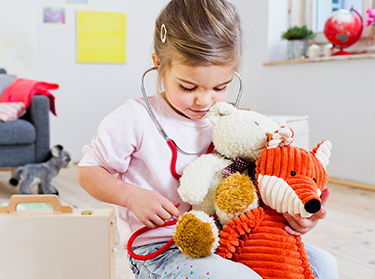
[304,199,321,214]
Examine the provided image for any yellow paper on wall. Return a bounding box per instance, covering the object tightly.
[77,11,126,63]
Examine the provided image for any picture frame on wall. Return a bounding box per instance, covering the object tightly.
[66,0,89,4]
[43,7,65,24]
[76,11,126,63]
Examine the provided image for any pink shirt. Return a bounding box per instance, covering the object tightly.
[79,93,213,248]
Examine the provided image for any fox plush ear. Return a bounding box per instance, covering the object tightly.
[313,140,332,169]
[267,126,294,149]
[207,102,236,126]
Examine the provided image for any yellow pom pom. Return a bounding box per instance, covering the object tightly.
[215,172,256,215]
[174,211,218,258]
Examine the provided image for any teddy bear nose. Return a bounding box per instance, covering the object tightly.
[304,199,321,214]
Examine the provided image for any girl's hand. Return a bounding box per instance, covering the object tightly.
[283,188,330,236]
[128,187,181,228]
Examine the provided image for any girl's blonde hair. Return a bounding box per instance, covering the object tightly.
[154,0,242,91]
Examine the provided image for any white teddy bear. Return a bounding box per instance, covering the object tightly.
[174,102,283,258]
[177,102,282,217]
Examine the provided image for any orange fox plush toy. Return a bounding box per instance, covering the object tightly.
[216,127,332,279]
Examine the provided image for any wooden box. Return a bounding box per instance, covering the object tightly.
[0,195,116,279]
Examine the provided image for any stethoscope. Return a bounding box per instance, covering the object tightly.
[127,67,244,260]
[140,66,244,180]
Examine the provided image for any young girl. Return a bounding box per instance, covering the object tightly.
[77,0,338,278]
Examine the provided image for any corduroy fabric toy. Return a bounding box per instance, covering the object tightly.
[216,127,332,279]
[174,102,282,258]
[174,172,260,258]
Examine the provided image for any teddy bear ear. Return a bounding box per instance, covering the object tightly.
[207,102,236,125]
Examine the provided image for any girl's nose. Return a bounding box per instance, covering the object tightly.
[195,92,212,107]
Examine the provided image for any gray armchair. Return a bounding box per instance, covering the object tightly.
[0,72,50,168]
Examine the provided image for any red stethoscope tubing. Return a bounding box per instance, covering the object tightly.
[167,140,181,180]
[127,220,177,260]
[168,140,215,180]
[127,213,218,261]
[127,141,215,260]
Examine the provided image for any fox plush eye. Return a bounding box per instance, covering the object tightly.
[313,178,317,183]
[291,171,296,176]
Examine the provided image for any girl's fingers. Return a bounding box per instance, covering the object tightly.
[132,189,182,228]
[151,200,181,227]
[320,188,330,207]
[157,206,174,222]
[144,219,157,228]
[283,213,303,235]
[157,212,172,223]
[282,189,330,236]
[284,225,302,236]
[170,201,180,208]
[152,215,167,226]
[284,212,305,227]
[145,210,167,227]
[309,207,327,221]
[284,213,320,235]
[163,200,181,218]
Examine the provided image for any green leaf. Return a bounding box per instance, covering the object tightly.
[281,25,315,40]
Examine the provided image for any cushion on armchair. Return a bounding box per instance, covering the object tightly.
[0,74,51,168]
[0,102,27,122]
[0,120,36,145]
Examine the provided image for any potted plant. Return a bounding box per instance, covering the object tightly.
[281,25,315,59]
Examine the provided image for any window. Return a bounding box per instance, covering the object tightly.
[295,0,375,53]
[332,0,343,11]
[316,0,363,32]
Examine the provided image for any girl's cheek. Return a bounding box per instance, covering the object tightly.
[217,93,227,102]
[177,93,192,103]
[172,95,189,107]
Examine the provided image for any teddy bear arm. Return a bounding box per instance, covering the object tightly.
[178,154,231,205]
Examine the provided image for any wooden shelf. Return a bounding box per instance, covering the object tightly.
[263,53,375,66]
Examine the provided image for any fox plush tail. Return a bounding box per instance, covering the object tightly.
[9,167,23,186]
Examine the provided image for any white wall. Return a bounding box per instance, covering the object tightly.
[267,0,288,62]
[252,60,375,185]
[233,0,375,185]
[0,0,374,185]
[0,0,38,78]
[35,0,170,162]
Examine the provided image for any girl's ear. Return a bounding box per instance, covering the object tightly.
[152,53,161,67]
[207,102,236,126]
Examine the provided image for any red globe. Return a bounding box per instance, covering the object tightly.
[324,9,363,55]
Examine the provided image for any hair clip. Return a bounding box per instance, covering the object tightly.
[160,24,167,43]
